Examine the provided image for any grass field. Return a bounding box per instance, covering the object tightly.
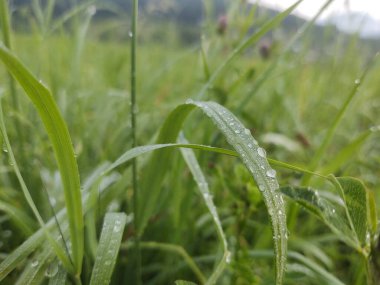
[0,0,380,284]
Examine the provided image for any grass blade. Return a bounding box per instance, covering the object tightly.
[89,212,128,285]
[15,247,53,285]
[179,134,230,284]
[0,44,83,273]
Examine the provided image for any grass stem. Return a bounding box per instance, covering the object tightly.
[130,0,141,283]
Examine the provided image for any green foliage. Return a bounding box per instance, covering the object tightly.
[0,0,379,284]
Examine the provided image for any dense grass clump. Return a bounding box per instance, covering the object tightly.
[0,0,380,284]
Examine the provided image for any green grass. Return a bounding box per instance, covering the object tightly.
[0,0,380,284]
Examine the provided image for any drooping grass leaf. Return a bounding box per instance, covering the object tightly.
[280,186,357,249]
[0,44,83,272]
[137,101,287,284]
[89,213,128,285]
[179,133,229,284]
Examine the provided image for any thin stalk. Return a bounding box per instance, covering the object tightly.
[130,0,141,284]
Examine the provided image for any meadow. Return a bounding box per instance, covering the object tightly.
[0,0,379,284]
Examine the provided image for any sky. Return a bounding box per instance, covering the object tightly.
[249,0,380,37]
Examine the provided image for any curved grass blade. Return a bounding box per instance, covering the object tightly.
[135,100,287,284]
[196,0,303,99]
[189,101,287,284]
[179,133,230,284]
[0,44,83,273]
[89,213,128,285]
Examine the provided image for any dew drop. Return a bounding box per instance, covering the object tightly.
[128,31,133,38]
[45,263,58,278]
[113,225,122,233]
[49,197,57,206]
[105,260,111,266]
[234,129,240,134]
[244,128,251,135]
[258,184,265,192]
[332,208,336,214]
[354,79,360,85]
[226,251,232,264]
[247,143,253,148]
[185,98,194,104]
[3,148,8,153]
[257,147,266,158]
[87,5,97,16]
[266,169,276,178]
[31,260,39,267]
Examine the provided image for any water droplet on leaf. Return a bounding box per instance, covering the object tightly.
[257,147,266,158]
[266,169,276,178]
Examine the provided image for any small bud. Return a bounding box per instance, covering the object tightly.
[217,15,228,35]
[259,40,272,59]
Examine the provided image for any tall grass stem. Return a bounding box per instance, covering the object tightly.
[130,0,141,283]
